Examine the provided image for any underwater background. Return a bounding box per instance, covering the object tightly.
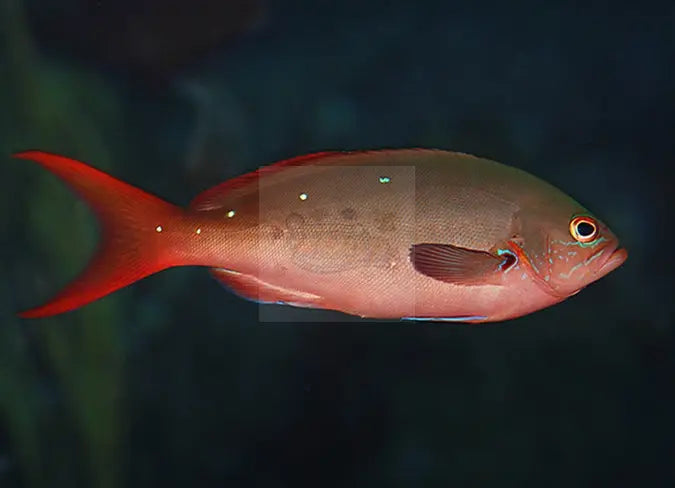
[1,0,673,486]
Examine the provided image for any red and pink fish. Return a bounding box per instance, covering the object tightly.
[14,149,627,322]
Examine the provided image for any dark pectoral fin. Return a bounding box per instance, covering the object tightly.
[410,243,515,285]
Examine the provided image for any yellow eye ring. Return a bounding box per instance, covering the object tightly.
[569,216,598,243]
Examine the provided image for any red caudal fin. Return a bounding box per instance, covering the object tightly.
[14,151,186,318]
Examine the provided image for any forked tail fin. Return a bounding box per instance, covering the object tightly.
[14,151,185,318]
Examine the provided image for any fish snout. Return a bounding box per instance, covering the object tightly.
[591,242,628,276]
[598,246,628,275]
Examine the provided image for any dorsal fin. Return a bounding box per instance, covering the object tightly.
[188,148,468,211]
[189,151,343,211]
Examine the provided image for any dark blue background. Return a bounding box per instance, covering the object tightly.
[1,0,673,486]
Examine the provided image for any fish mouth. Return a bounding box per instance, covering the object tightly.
[594,245,628,276]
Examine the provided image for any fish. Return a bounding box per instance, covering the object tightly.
[13,149,627,322]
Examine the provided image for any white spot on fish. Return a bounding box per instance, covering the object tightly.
[196,228,202,235]
[379,176,391,184]
[227,210,236,218]
[299,193,308,201]
[155,225,163,233]
[544,275,550,282]
[521,272,527,280]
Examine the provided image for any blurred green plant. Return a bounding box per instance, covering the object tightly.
[1,0,127,487]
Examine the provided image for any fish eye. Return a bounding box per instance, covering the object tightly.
[569,216,598,243]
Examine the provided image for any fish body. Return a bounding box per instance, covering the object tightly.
[13,149,627,321]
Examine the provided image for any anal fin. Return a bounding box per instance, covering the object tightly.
[210,268,324,309]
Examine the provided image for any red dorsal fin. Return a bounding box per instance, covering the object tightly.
[188,148,465,212]
[14,151,185,318]
[189,151,343,211]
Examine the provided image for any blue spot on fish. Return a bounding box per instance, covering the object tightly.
[497,248,517,272]
[402,316,488,323]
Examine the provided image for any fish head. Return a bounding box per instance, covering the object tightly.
[511,204,627,298]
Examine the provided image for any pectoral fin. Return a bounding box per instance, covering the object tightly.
[409,243,516,285]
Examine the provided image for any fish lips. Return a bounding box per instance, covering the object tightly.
[593,244,628,277]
